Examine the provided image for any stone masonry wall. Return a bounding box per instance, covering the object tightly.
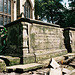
[69,30,75,52]
[6,22,23,57]
[63,28,75,53]
[30,24,65,53]
[5,18,67,64]
[27,23,67,62]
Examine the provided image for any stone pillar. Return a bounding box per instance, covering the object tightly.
[32,9,35,19]
[11,0,14,21]
[23,24,29,57]
[14,0,17,20]
[20,0,24,18]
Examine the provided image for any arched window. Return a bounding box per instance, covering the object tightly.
[24,0,31,18]
[0,0,11,25]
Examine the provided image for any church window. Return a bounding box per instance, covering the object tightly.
[24,0,31,18]
[0,0,11,25]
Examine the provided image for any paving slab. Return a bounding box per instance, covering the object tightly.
[6,63,43,73]
[50,58,60,69]
[69,69,75,75]
[69,63,75,67]
[62,68,71,74]
[50,68,62,75]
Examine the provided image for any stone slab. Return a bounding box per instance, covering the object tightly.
[69,69,75,75]
[62,68,71,74]
[50,68,62,75]
[50,58,60,69]
[64,53,75,59]
[69,63,75,67]
[6,63,43,73]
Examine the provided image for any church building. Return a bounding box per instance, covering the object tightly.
[0,0,35,26]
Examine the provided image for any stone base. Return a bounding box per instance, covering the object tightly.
[23,54,36,64]
[36,49,67,62]
[23,49,67,64]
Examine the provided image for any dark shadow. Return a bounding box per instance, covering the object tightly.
[63,30,72,53]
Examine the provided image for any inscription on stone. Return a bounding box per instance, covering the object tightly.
[30,25,62,51]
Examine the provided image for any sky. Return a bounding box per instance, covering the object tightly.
[62,0,69,8]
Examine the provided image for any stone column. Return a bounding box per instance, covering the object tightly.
[32,9,35,19]
[23,24,29,57]
[11,0,14,21]
[14,0,17,20]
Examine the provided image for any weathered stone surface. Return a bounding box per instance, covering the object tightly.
[62,68,71,74]
[70,69,75,75]
[30,24,65,52]
[36,49,67,63]
[23,54,35,64]
[0,72,19,75]
[63,56,75,65]
[5,18,67,64]
[5,22,23,57]
[6,63,43,72]
[50,58,60,69]
[69,63,75,67]
[50,68,62,75]
[38,59,51,67]
[64,28,75,53]
[0,59,6,72]
[0,56,20,66]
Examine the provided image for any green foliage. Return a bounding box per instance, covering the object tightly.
[35,0,75,28]
[59,0,75,28]
[35,0,64,23]
[0,27,7,54]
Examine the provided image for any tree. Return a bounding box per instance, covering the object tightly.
[56,0,75,28]
[61,0,75,27]
[35,0,64,23]
[68,0,75,10]
[35,0,41,20]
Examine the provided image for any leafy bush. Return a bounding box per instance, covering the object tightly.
[0,27,7,54]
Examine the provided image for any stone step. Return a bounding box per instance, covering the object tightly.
[69,63,75,67]
[6,63,43,73]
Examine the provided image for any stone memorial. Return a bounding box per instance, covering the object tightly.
[5,18,67,64]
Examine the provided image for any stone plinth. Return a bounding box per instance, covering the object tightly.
[5,18,67,64]
[64,27,75,53]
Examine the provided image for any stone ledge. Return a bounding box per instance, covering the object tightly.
[5,18,60,28]
[6,63,43,73]
[0,56,20,66]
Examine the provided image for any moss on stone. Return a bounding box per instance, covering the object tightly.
[23,56,35,64]
[0,56,20,66]
[0,59,6,72]
[30,33,35,48]
[36,50,67,62]
[9,58,20,66]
